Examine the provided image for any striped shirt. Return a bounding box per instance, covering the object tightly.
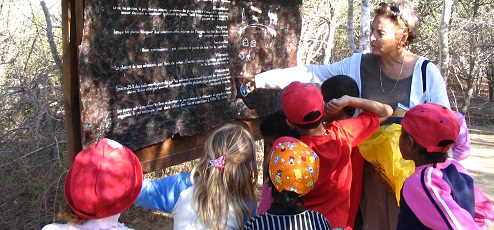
[243,204,331,230]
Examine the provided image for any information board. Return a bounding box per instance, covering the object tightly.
[79,0,301,150]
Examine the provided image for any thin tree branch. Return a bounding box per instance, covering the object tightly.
[40,1,63,76]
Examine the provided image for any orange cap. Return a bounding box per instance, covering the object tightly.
[268,138,320,197]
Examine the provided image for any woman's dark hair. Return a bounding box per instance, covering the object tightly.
[320,75,359,117]
[269,179,304,207]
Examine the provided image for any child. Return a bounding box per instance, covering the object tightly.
[321,75,364,230]
[243,138,331,230]
[260,110,301,180]
[397,103,494,229]
[320,75,359,123]
[135,124,258,230]
[43,138,143,230]
[281,81,393,229]
[257,110,300,214]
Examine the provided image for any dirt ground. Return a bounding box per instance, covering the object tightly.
[119,122,494,230]
[459,124,494,230]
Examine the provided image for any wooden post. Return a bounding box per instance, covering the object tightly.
[62,0,84,168]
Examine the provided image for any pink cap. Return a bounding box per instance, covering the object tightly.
[271,136,299,150]
[401,104,460,153]
[64,138,143,219]
[281,81,324,125]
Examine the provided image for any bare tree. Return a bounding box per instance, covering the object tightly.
[347,0,358,53]
[323,1,340,64]
[0,0,65,228]
[438,0,453,85]
[298,0,347,65]
[447,0,494,112]
[360,0,371,52]
[487,60,494,102]
[345,0,370,54]
[41,0,63,76]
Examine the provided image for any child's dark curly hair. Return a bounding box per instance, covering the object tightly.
[260,110,300,139]
[416,140,454,168]
[269,179,305,207]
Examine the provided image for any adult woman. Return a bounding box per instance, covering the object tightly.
[244,1,450,229]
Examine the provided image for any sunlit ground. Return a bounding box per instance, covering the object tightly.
[461,126,494,199]
[460,125,494,230]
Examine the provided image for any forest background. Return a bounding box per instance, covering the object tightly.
[1,0,493,229]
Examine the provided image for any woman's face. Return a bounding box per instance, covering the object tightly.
[370,15,404,56]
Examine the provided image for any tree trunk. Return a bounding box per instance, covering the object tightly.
[360,0,371,53]
[299,9,317,65]
[488,61,494,101]
[324,4,338,63]
[347,0,358,53]
[439,0,453,87]
[461,0,481,113]
[41,1,63,75]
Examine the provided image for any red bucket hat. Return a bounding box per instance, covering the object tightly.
[281,81,325,125]
[64,138,143,219]
[401,103,460,153]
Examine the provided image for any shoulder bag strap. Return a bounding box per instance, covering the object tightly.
[421,60,430,93]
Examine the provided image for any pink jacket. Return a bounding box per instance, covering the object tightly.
[398,159,494,230]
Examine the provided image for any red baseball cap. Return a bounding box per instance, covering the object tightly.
[281,81,324,125]
[401,103,460,153]
[64,138,143,219]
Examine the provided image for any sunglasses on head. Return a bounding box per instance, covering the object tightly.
[379,2,400,13]
[379,2,409,29]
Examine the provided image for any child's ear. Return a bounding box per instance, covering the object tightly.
[285,118,296,129]
[404,134,416,149]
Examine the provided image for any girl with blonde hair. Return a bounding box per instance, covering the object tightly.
[135,124,258,230]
